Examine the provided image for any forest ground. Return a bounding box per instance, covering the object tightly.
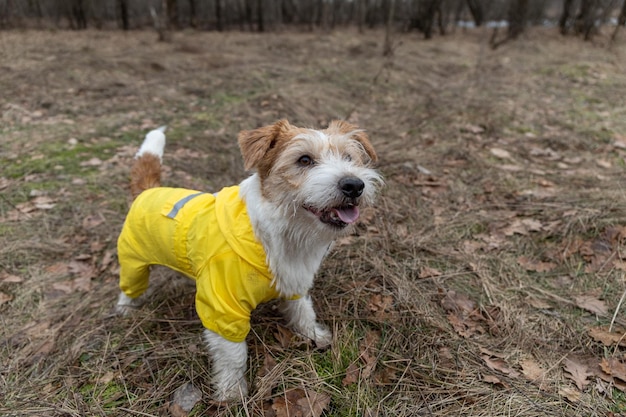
[2,27,626,416]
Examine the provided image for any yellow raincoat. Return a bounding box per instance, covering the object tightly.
[117,186,283,343]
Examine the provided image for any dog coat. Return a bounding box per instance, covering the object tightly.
[117,186,287,343]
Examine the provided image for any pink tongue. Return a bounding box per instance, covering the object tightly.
[334,206,360,224]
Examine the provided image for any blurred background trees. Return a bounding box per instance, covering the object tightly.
[0,0,624,42]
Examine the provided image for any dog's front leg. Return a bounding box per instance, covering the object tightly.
[280,296,332,348]
[203,330,248,402]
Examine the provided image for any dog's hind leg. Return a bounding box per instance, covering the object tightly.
[203,330,249,402]
[280,296,332,348]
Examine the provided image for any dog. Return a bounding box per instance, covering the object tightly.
[115,120,382,402]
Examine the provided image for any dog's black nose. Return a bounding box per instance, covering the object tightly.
[339,177,365,198]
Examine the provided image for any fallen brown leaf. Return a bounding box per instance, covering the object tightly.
[520,358,545,382]
[517,256,557,273]
[559,387,581,403]
[270,388,330,417]
[483,374,508,387]
[441,290,475,313]
[342,363,359,387]
[600,358,626,383]
[574,295,608,316]
[588,327,626,347]
[0,272,23,283]
[274,325,295,349]
[481,354,520,378]
[419,266,442,279]
[563,357,592,391]
[0,291,13,305]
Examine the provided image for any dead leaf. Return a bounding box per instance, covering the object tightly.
[271,388,330,417]
[490,148,513,160]
[100,250,113,272]
[481,354,520,378]
[342,363,359,386]
[45,262,69,275]
[419,266,442,279]
[588,327,626,347]
[0,177,10,190]
[574,295,608,316]
[274,325,295,349]
[367,293,394,318]
[563,357,592,391]
[525,296,552,309]
[517,256,557,273]
[461,124,485,134]
[503,218,543,236]
[80,157,103,167]
[483,374,507,387]
[82,213,105,230]
[97,371,116,384]
[0,291,12,305]
[520,358,545,382]
[559,387,581,403]
[257,352,278,379]
[441,290,475,313]
[32,195,56,210]
[0,272,23,283]
[600,358,626,383]
[360,330,380,379]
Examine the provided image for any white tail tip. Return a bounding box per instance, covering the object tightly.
[135,127,167,160]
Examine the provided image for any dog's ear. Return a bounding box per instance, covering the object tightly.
[328,120,378,164]
[238,120,292,171]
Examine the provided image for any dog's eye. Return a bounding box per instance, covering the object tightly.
[343,154,352,162]
[297,155,314,166]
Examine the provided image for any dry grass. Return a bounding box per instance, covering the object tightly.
[2,27,626,416]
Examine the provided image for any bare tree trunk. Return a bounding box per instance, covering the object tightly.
[166,0,178,29]
[118,0,129,30]
[215,0,223,31]
[575,0,598,40]
[0,0,12,28]
[611,0,626,41]
[507,0,528,39]
[383,0,395,56]
[559,0,574,34]
[188,0,197,28]
[151,1,171,42]
[356,0,364,33]
[466,0,483,26]
[29,0,43,27]
[244,0,254,30]
[258,0,265,32]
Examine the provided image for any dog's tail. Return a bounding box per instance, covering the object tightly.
[130,126,167,200]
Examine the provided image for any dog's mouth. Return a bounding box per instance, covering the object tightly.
[304,204,360,229]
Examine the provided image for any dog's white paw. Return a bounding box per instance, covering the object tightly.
[212,376,248,403]
[115,292,142,316]
[312,323,332,348]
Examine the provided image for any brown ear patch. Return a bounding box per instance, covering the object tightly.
[238,119,291,171]
[238,119,300,179]
[326,120,378,164]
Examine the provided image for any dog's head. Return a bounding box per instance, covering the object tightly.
[238,119,382,231]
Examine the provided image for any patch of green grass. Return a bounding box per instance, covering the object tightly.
[79,380,134,410]
[1,139,123,180]
[610,389,626,413]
